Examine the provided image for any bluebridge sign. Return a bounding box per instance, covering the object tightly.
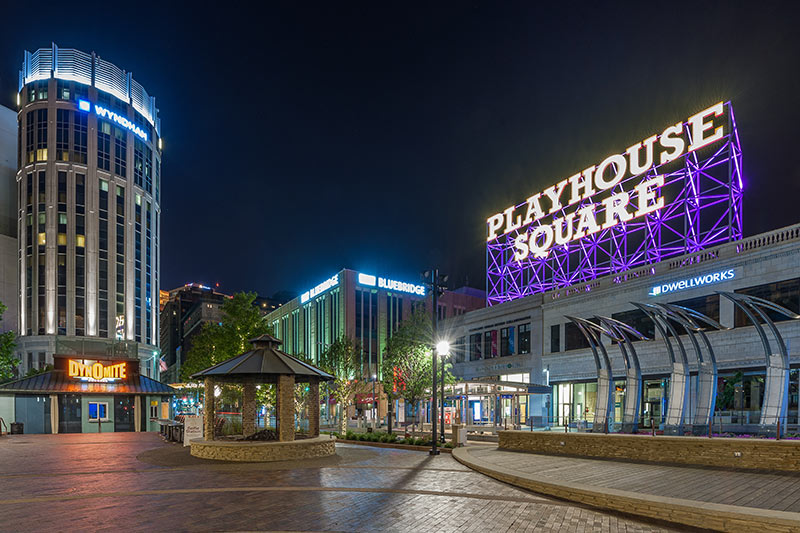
[648,269,735,296]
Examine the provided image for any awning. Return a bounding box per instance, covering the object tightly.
[0,370,177,395]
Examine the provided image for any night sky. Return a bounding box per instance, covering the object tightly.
[1,2,799,299]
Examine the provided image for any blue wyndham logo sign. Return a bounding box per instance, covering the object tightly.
[649,269,735,296]
[78,99,148,141]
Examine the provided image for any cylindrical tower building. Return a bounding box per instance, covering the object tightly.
[15,44,161,377]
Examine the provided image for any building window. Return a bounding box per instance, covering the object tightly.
[72,111,87,163]
[550,324,560,353]
[565,321,591,351]
[484,331,496,359]
[735,278,800,326]
[56,109,70,161]
[97,121,111,171]
[519,323,531,354]
[114,126,127,177]
[611,308,655,341]
[500,326,514,356]
[88,402,109,421]
[470,333,482,361]
[34,109,48,162]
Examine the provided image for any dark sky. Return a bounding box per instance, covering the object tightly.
[2,2,799,299]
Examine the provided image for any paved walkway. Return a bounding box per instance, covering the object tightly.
[0,433,682,532]
[463,445,800,513]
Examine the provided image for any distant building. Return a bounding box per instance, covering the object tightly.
[265,268,485,423]
[0,105,18,339]
[159,283,228,383]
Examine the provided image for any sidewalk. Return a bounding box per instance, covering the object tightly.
[453,445,800,532]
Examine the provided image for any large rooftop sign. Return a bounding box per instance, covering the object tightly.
[486,102,743,305]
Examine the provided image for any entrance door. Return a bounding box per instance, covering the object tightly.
[114,395,135,432]
[58,395,82,433]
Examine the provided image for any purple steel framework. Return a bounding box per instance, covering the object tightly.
[487,101,743,305]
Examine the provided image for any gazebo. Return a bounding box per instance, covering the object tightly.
[190,334,333,442]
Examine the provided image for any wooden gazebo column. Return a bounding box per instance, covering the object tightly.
[308,377,320,437]
[204,377,216,441]
[276,374,295,441]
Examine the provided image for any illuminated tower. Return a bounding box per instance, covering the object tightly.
[15,44,162,376]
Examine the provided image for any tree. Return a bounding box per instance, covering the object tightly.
[0,302,18,384]
[382,306,435,434]
[318,336,361,434]
[181,292,272,381]
[716,371,744,411]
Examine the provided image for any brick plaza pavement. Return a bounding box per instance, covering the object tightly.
[0,433,684,532]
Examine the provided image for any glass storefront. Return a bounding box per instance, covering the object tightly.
[15,395,51,434]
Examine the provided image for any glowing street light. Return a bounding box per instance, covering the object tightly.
[436,340,450,357]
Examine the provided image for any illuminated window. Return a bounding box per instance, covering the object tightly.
[88,402,109,421]
[76,235,85,247]
[38,213,45,225]
[57,233,66,246]
[58,213,67,225]
[37,233,45,245]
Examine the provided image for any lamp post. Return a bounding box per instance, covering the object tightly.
[436,340,450,444]
[423,268,448,455]
[372,373,377,429]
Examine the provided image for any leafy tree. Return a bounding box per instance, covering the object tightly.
[382,306,437,434]
[318,336,361,434]
[25,363,54,378]
[181,292,272,381]
[716,371,744,411]
[0,302,18,383]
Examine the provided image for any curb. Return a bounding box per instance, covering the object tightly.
[452,446,800,533]
[336,439,453,453]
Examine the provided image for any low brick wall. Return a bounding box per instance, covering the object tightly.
[190,435,336,462]
[499,430,800,472]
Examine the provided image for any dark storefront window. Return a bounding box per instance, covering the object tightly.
[611,308,655,341]
[735,278,800,327]
[550,324,560,353]
[483,331,494,359]
[564,321,590,351]
[470,333,482,361]
[517,323,531,354]
[500,327,512,356]
[114,395,135,432]
[671,294,720,323]
[58,395,82,433]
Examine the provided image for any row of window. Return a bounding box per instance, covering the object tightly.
[20,103,160,202]
[452,323,532,363]
[20,172,156,343]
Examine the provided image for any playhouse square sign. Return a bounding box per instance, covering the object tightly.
[487,103,726,261]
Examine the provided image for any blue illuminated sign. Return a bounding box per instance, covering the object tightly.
[358,272,426,296]
[649,269,735,296]
[77,99,148,141]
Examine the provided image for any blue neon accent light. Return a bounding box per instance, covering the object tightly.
[78,99,91,111]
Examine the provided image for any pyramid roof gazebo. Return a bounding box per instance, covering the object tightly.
[190,334,333,441]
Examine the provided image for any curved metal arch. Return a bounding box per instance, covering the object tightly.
[596,316,650,434]
[565,316,613,433]
[632,302,691,435]
[652,303,720,436]
[718,292,800,436]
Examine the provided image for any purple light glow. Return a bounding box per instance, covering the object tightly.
[486,101,744,306]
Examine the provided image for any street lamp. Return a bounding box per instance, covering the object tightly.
[372,373,377,429]
[423,268,448,456]
[436,340,450,443]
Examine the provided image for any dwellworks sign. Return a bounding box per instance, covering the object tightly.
[649,269,735,296]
